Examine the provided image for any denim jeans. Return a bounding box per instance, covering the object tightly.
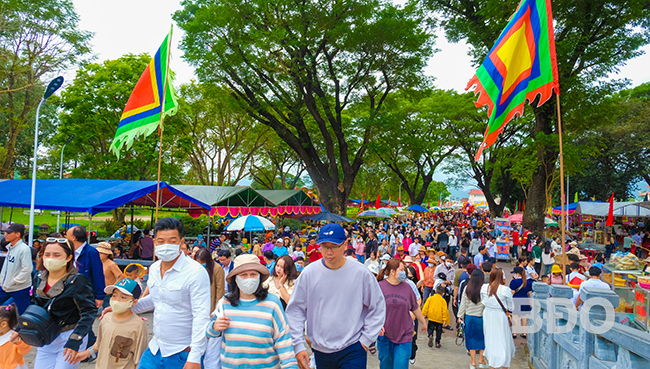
[422,286,433,307]
[0,286,30,314]
[139,348,193,369]
[313,341,367,369]
[377,336,412,369]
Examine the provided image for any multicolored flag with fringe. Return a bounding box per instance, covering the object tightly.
[467,0,560,161]
[110,28,178,157]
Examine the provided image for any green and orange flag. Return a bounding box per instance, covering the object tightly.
[110,28,179,157]
[467,0,560,161]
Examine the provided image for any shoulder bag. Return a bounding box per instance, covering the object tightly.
[17,275,78,347]
[493,288,513,327]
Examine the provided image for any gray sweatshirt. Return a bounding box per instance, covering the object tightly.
[286,258,386,354]
[0,240,33,292]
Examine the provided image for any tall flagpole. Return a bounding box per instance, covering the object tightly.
[556,93,567,283]
[155,26,173,223]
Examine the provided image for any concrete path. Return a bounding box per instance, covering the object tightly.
[23,262,531,368]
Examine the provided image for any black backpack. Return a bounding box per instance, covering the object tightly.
[18,275,77,347]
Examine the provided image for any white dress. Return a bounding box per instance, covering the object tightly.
[481,284,516,368]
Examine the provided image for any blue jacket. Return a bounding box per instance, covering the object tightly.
[75,243,106,300]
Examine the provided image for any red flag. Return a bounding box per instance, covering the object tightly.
[376,194,381,209]
[398,196,401,207]
[606,192,614,226]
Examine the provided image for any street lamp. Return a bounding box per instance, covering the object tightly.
[29,76,64,247]
[56,134,75,231]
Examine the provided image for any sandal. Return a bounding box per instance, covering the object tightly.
[512,334,518,339]
[522,334,527,339]
[369,346,377,355]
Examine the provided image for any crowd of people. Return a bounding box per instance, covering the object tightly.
[0,207,632,369]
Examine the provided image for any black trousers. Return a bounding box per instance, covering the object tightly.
[411,320,418,359]
[427,321,443,343]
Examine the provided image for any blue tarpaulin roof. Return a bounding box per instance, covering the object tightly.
[406,204,429,212]
[0,179,211,215]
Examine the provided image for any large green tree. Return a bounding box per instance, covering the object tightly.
[426,0,650,236]
[174,0,435,214]
[0,0,90,178]
[52,54,186,183]
[176,81,265,186]
[369,90,456,205]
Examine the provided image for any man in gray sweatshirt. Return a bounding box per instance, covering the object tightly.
[0,223,33,314]
[287,223,386,369]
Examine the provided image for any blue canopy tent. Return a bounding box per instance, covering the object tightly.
[0,179,211,215]
[406,204,429,212]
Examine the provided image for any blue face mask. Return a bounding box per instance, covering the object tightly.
[397,271,407,282]
[201,264,207,269]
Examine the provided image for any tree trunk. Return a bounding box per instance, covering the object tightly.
[112,208,128,224]
[315,175,350,215]
[411,175,433,205]
[523,103,558,238]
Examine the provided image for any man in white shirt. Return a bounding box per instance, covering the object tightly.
[0,223,32,314]
[409,238,421,257]
[486,236,497,258]
[118,218,210,369]
[575,267,610,309]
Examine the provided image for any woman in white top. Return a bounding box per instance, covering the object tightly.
[262,255,297,309]
[480,268,516,368]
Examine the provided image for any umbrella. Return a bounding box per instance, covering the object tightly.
[406,204,429,212]
[226,215,276,232]
[301,211,354,222]
[508,213,523,223]
[545,217,559,226]
[377,207,397,215]
[358,210,391,218]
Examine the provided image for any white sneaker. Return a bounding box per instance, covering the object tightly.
[410,358,416,365]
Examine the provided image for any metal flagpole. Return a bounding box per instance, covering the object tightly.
[154,26,173,223]
[556,94,567,284]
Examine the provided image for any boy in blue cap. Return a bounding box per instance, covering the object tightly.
[73,279,148,368]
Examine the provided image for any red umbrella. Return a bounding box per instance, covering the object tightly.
[509,213,523,223]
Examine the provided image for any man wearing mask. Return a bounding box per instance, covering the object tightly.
[67,225,106,308]
[0,223,33,314]
[105,217,210,369]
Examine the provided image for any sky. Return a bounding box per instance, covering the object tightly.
[72,0,650,198]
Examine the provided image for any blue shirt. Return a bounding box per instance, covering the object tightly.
[473,253,484,266]
[267,260,276,273]
[273,246,289,257]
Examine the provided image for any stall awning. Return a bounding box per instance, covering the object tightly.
[172,185,273,207]
[0,179,211,215]
[574,201,650,217]
[255,190,318,206]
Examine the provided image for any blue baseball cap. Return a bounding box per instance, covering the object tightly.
[105,278,142,299]
[318,223,347,245]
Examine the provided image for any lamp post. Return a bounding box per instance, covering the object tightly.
[56,134,75,231]
[29,76,64,247]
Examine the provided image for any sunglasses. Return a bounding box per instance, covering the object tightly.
[46,237,69,243]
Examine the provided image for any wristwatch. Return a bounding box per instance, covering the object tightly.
[70,333,84,341]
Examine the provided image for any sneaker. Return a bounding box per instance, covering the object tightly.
[436,342,441,348]
[428,337,433,347]
[410,358,416,365]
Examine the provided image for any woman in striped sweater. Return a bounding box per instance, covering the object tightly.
[206,254,298,369]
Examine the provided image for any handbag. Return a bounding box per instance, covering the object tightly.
[493,289,513,327]
[18,275,77,347]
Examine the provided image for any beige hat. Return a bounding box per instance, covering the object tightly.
[226,254,270,284]
[97,242,113,255]
[403,255,414,263]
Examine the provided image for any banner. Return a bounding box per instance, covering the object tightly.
[581,214,593,225]
[495,240,510,260]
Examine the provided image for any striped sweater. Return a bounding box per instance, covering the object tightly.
[207,293,298,369]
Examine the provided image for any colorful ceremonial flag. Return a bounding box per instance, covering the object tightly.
[606,192,614,227]
[388,195,392,208]
[110,28,179,157]
[398,196,401,207]
[375,194,381,209]
[467,0,560,161]
[574,192,578,203]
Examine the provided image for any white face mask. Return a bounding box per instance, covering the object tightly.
[236,275,260,295]
[43,258,68,272]
[446,261,453,267]
[110,299,133,314]
[155,243,181,262]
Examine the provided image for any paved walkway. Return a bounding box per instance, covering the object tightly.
[23,262,531,369]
